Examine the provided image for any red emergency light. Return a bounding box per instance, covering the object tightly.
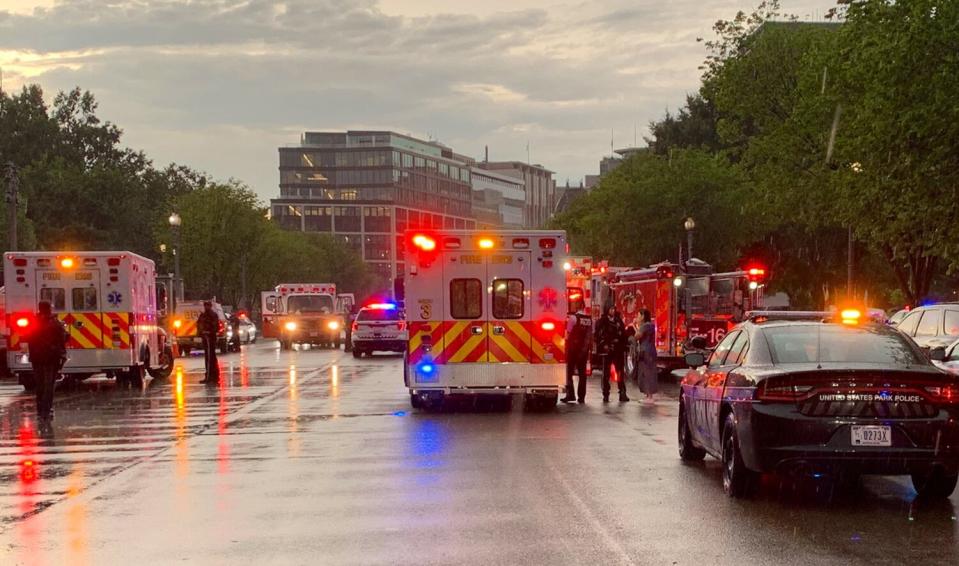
[746,266,767,282]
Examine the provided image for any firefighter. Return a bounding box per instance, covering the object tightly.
[595,305,629,403]
[28,300,68,425]
[197,301,221,384]
[562,299,592,404]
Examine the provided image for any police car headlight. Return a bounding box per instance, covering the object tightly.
[327,320,340,330]
[284,321,297,331]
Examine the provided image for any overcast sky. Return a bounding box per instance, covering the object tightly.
[0,0,835,201]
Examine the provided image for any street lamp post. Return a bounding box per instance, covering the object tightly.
[683,217,695,264]
[169,213,182,308]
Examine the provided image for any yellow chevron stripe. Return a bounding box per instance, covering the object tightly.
[491,323,527,362]
[447,331,486,363]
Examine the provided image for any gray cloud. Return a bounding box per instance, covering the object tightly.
[0,0,837,198]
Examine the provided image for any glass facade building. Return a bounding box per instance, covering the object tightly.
[271,131,476,286]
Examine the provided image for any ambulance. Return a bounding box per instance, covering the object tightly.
[404,230,569,409]
[4,251,173,390]
[260,283,343,349]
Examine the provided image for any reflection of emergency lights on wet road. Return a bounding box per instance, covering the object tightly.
[289,365,297,386]
[174,366,184,408]
[20,459,38,483]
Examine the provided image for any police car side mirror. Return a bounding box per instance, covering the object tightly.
[929,347,947,362]
[689,336,708,350]
[685,352,706,368]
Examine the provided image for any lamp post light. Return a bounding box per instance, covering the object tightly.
[683,217,695,264]
[168,213,182,307]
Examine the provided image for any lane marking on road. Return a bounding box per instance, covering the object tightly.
[541,449,636,566]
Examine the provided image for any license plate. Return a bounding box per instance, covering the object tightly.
[851,425,891,447]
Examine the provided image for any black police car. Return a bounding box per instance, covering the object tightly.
[678,310,959,498]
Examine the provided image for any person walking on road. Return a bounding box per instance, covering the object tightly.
[562,301,592,404]
[595,305,628,403]
[197,301,221,385]
[27,300,68,425]
[636,309,658,403]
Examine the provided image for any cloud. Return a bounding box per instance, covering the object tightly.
[0,0,836,198]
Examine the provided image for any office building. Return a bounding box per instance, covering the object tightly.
[469,167,525,229]
[478,161,556,228]
[271,131,476,284]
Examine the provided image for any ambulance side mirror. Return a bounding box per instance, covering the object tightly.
[265,297,277,313]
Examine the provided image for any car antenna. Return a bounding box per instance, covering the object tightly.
[816,324,823,370]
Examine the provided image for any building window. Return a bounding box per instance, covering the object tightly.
[304,206,332,231]
[334,206,361,231]
[274,205,302,230]
[364,234,391,261]
[364,206,392,232]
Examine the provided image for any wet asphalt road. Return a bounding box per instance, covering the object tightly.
[0,341,957,565]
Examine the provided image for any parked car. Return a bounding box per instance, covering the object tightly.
[887,308,910,327]
[228,312,257,350]
[678,310,959,498]
[893,303,959,350]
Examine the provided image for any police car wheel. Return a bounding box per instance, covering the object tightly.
[678,400,706,462]
[410,394,423,409]
[722,413,757,498]
[352,349,362,358]
[912,468,959,499]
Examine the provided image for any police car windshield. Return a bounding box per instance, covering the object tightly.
[288,295,334,313]
[357,308,401,321]
[763,325,925,366]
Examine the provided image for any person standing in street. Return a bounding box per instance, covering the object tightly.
[197,301,221,385]
[595,305,628,403]
[636,309,658,403]
[27,300,68,425]
[562,299,592,404]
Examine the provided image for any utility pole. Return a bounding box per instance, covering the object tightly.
[5,161,18,251]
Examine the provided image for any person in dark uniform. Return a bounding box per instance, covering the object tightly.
[28,300,68,424]
[197,301,221,384]
[595,305,629,403]
[344,304,358,352]
[562,300,592,404]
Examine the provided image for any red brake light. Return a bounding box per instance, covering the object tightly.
[218,320,225,334]
[351,321,358,332]
[541,321,556,332]
[756,379,812,402]
[16,317,30,328]
[412,234,436,251]
[539,238,556,249]
[13,258,27,267]
[925,385,959,405]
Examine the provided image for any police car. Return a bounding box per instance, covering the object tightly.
[679,309,959,498]
[351,303,407,358]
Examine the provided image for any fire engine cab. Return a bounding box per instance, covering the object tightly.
[404,230,570,409]
[4,251,172,390]
[565,256,592,314]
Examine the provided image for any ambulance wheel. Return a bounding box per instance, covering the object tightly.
[410,394,423,409]
[281,340,293,351]
[352,349,363,358]
[18,372,36,393]
[148,345,175,379]
[334,338,341,350]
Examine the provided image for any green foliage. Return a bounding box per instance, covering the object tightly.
[1,83,372,305]
[555,150,759,269]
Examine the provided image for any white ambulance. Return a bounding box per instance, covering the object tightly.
[4,251,173,390]
[404,230,569,409]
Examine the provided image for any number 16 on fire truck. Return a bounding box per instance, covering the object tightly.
[404,230,570,409]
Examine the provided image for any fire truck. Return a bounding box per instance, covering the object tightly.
[4,251,173,390]
[602,260,765,375]
[260,283,343,349]
[404,230,570,409]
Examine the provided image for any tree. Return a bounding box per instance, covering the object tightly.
[822,0,959,305]
[554,150,759,270]
[646,95,722,156]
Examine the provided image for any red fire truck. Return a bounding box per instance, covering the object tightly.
[565,256,592,314]
[601,261,766,374]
